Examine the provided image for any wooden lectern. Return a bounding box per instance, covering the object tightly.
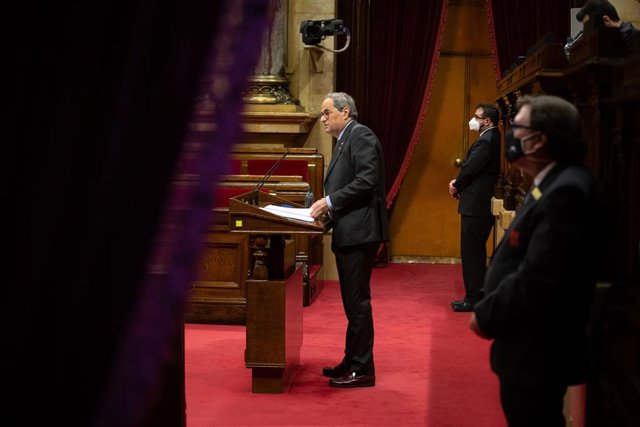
[228,190,324,393]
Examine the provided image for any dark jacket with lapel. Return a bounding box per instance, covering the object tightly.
[474,164,602,386]
[454,127,500,217]
[324,121,388,248]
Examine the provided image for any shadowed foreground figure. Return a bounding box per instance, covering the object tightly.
[5,1,270,426]
[471,95,604,427]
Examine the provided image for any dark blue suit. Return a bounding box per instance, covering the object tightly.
[324,120,388,371]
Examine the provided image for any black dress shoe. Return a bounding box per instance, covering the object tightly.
[322,362,349,378]
[451,300,474,312]
[329,369,376,388]
[451,299,465,306]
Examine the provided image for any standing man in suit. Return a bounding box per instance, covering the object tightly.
[449,103,501,312]
[577,0,640,53]
[309,92,388,388]
[471,95,603,427]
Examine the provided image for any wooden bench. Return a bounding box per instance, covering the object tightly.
[185,148,325,325]
[229,148,324,199]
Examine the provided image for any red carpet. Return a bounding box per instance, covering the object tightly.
[185,263,506,426]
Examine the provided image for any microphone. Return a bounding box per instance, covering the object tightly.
[250,150,289,205]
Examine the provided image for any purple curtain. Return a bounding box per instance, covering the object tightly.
[487,0,572,80]
[5,1,271,426]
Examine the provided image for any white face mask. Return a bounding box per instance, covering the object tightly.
[468,117,480,132]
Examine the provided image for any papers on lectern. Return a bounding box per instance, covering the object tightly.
[261,204,315,222]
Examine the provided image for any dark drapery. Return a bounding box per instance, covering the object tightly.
[337,0,449,208]
[4,1,270,426]
[487,0,573,79]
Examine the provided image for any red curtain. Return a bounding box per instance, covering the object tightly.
[337,1,449,208]
[487,0,572,80]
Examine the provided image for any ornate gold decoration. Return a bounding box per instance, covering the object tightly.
[243,75,299,105]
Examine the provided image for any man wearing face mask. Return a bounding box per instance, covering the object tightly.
[577,0,640,53]
[470,95,604,427]
[448,103,500,312]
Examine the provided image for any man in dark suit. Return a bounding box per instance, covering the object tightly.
[309,92,388,388]
[577,0,640,53]
[471,95,603,427]
[449,103,501,312]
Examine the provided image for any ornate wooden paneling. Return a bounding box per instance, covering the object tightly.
[496,42,569,211]
[186,231,249,324]
[585,52,640,427]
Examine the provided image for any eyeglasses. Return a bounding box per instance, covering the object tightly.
[474,115,486,120]
[320,108,341,119]
[509,121,533,130]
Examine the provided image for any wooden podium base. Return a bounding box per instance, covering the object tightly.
[245,264,303,393]
[249,365,301,394]
[227,190,324,393]
[303,264,323,306]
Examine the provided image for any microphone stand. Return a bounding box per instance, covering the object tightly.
[250,151,289,206]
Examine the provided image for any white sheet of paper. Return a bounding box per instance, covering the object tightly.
[260,204,315,222]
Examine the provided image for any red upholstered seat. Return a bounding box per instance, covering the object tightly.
[247,159,308,180]
[227,159,243,174]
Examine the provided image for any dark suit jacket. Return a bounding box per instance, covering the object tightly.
[454,127,500,217]
[620,21,640,53]
[324,121,388,248]
[474,164,602,387]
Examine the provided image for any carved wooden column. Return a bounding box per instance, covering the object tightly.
[239,0,319,147]
[244,0,297,106]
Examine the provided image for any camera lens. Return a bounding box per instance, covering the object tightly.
[306,26,322,38]
[300,19,345,45]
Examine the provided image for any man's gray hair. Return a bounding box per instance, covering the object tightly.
[326,92,358,119]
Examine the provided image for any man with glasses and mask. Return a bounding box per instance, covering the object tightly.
[449,103,501,312]
[470,95,603,427]
[309,92,388,388]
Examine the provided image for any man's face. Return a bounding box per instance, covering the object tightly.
[511,104,544,164]
[512,104,532,140]
[320,98,349,138]
[473,108,490,132]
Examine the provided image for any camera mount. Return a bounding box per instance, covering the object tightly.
[299,19,351,53]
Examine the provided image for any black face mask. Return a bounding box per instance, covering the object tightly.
[505,129,525,163]
[505,128,541,163]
